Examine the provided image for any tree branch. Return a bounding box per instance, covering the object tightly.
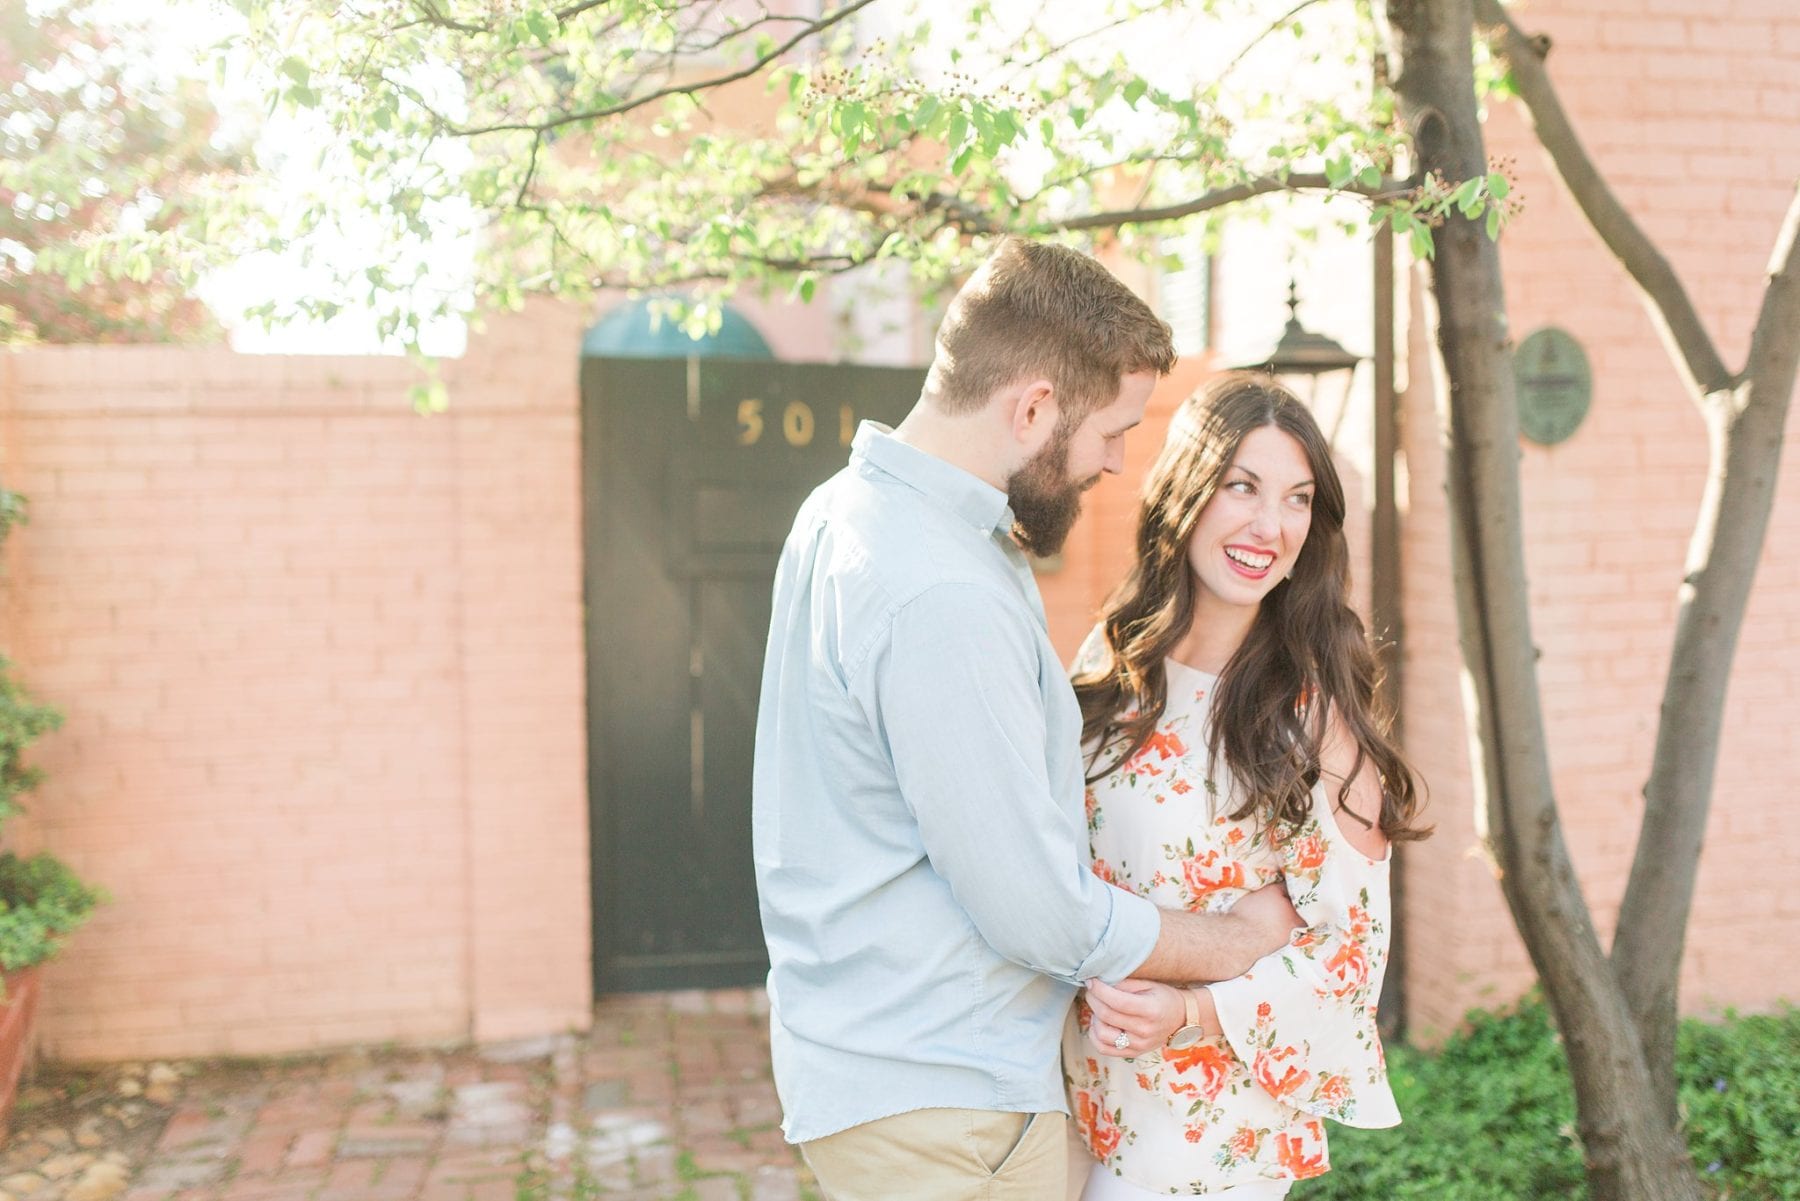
[1742,185,1800,410]
[436,0,881,137]
[394,0,627,35]
[1475,0,1733,396]
[1216,0,1332,85]
[1610,181,1800,1124]
[1043,171,1394,232]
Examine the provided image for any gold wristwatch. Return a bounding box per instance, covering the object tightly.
[1167,987,1206,1049]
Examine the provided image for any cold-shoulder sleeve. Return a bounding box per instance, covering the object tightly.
[1071,622,1111,676]
[1203,787,1401,1129]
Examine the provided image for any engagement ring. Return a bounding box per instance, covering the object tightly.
[1112,1031,1130,1050]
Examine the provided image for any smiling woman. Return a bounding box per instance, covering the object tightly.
[1065,371,1426,1200]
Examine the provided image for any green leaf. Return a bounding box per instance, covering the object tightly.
[1325,155,1352,189]
[1486,206,1502,240]
[1410,224,1436,261]
[1123,79,1148,108]
[1487,171,1511,200]
[1358,165,1382,190]
[410,378,449,414]
[280,56,310,86]
[1451,177,1483,218]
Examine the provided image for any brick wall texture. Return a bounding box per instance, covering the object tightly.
[1395,0,1800,1037]
[0,302,594,1060]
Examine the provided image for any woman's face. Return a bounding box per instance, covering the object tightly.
[1185,424,1316,614]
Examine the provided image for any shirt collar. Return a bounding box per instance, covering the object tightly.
[852,422,1013,537]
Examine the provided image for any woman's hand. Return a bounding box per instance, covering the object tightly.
[1084,978,1188,1058]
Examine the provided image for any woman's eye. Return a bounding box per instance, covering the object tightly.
[1227,480,1253,494]
[1290,493,1314,508]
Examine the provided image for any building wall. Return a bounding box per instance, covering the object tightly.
[0,303,594,1059]
[1397,0,1800,1036]
[7,0,1799,1057]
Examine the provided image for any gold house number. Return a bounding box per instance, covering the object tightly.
[737,400,859,448]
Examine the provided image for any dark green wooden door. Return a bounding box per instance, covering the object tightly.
[583,357,925,992]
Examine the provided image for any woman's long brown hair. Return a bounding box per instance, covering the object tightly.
[1074,373,1427,843]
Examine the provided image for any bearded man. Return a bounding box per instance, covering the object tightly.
[752,238,1300,1200]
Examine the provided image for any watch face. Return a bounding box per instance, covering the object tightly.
[1167,1026,1204,1050]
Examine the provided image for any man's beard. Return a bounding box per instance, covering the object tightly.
[1006,427,1097,558]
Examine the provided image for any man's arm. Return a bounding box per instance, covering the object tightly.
[1132,883,1303,984]
[1081,888,1301,1057]
[861,583,1162,984]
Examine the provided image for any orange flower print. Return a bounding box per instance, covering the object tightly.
[1347,904,1373,939]
[1256,1001,1273,1023]
[1091,859,1120,886]
[1314,1073,1352,1107]
[1075,1089,1123,1161]
[1120,724,1190,779]
[1144,726,1189,761]
[1184,1122,1208,1144]
[1084,787,1099,822]
[1135,1072,1153,1091]
[1165,1040,1235,1102]
[1275,1132,1328,1179]
[1289,831,1327,872]
[1253,1046,1311,1101]
[1171,777,1193,795]
[1324,939,1371,997]
[1227,1126,1260,1160]
[1181,850,1246,905]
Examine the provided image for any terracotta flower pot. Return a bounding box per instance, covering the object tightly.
[0,965,43,1136]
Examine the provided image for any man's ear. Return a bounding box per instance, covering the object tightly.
[1008,379,1059,452]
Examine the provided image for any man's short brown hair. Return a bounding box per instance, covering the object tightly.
[923,238,1176,421]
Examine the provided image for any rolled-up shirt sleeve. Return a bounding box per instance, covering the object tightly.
[854,581,1160,985]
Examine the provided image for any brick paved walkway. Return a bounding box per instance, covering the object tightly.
[96,989,812,1201]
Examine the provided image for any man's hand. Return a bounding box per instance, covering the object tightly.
[1130,880,1304,985]
[1230,881,1303,959]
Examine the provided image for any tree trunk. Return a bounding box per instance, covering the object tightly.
[1471,0,1800,1122]
[1383,2,1703,1198]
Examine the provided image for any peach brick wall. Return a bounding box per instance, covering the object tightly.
[0,302,593,1060]
[1397,0,1800,1036]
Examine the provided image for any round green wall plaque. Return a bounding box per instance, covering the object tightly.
[1513,327,1592,446]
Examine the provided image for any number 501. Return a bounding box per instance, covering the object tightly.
[737,400,857,448]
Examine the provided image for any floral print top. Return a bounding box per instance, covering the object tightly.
[1063,652,1400,1195]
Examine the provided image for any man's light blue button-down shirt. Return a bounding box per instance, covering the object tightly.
[752,422,1163,1144]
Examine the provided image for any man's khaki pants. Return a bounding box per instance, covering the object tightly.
[800,1107,1065,1200]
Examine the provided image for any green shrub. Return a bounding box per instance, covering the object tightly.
[0,851,100,971]
[1294,999,1800,1200]
[0,498,102,991]
[0,652,62,828]
[1678,1007,1800,1200]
